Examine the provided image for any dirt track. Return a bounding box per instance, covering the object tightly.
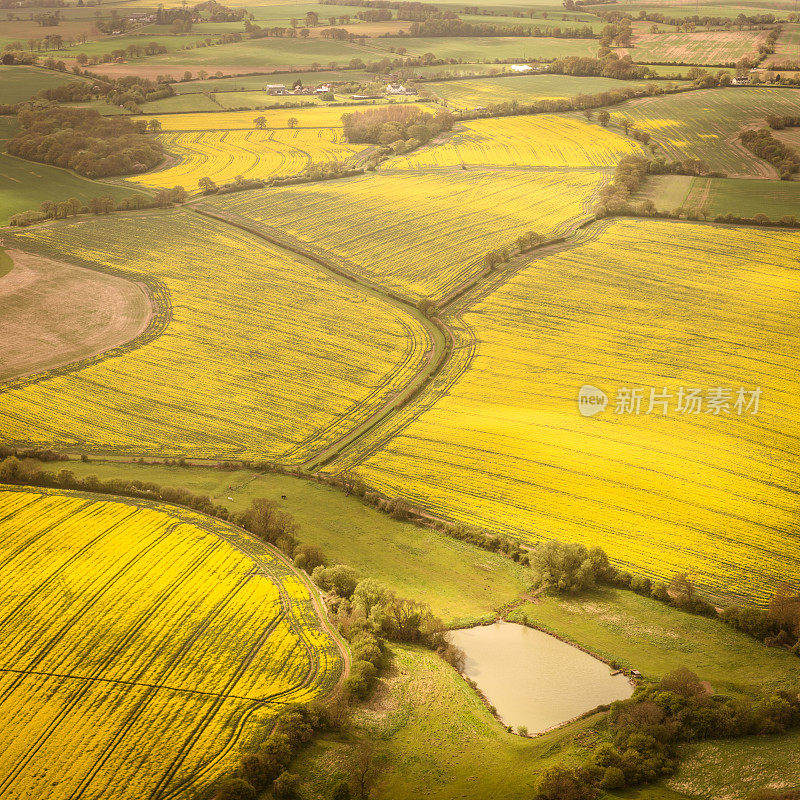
[0,249,153,383]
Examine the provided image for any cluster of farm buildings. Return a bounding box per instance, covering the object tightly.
[264,81,418,98]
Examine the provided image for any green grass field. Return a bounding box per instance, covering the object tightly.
[459,12,603,32]
[667,731,800,797]
[139,92,223,113]
[145,37,371,67]
[370,35,599,61]
[635,174,800,218]
[55,32,217,58]
[508,588,800,696]
[0,118,144,224]
[0,65,90,104]
[37,459,530,626]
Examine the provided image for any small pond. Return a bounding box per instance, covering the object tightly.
[449,621,634,734]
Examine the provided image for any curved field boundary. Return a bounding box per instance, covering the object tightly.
[0,235,172,395]
[0,249,154,384]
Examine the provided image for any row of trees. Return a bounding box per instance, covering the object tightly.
[9,187,186,227]
[402,17,596,38]
[8,103,164,179]
[739,128,800,179]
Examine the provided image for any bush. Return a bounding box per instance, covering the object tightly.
[312,564,360,598]
[600,766,626,790]
[531,540,617,594]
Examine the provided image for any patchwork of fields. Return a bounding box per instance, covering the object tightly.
[387,114,644,169]
[129,129,367,191]
[207,168,607,301]
[0,211,431,459]
[352,218,800,602]
[0,486,341,800]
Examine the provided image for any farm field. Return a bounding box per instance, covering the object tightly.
[128,128,367,191]
[0,119,144,225]
[0,249,151,383]
[636,174,800,218]
[136,103,415,130]
[138,93,222,114]
[35,458,530,626]
[352,218,800,603]
[424,74,657,110]
[0,210,431,460]
[0,65,90,104]
[666,730,800,797]
[142,37,370,67]
[614,86,800,175]
[626,30,767,65]
[0,485,341,800]
[172,70,371,93]
[206,168,607,302]
[509,589,800,695]
[387,114,644,169]
[369,35,599,60]
[766,22,800,67]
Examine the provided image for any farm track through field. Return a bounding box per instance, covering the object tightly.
[189,199,602,473]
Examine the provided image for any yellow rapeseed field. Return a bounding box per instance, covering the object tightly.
[1,210,431,459]
[387,115,645,169]
[353,218,800,602]
[0,486,341,800]
[130,129,367,191]
[208,169,608,302]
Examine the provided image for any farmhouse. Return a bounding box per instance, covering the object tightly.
[265,84,288,95]
[510,64,533,72]
[732,76,750,85]
[386,82,417,95]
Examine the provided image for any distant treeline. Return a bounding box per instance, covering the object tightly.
[318,0,440,21]
[8,104,164,179]
[399,17,596,37]
[8,188,186,228]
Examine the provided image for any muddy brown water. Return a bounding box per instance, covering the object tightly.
[449,621,634,734]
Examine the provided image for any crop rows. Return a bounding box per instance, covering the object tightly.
[627,30,766,65]
[1,210,431,460]
[387,115,644,170]
[427,75,654,111]
[354,218,800,602]
[208,168,608,302]
[130,129,366,191]
[0,486,341,800]
[618,87,800,176]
